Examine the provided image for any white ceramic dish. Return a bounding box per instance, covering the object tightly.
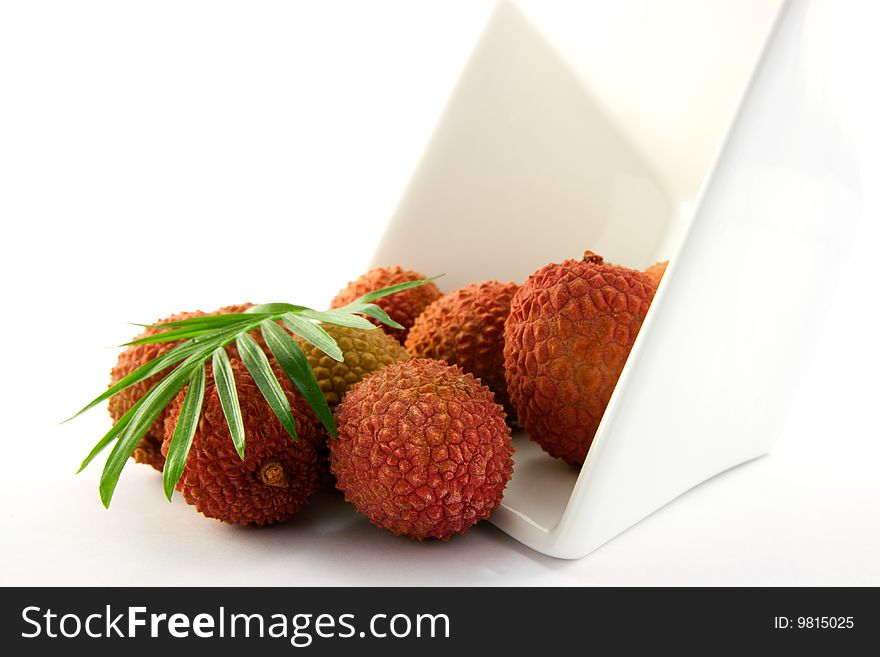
[370,0,861,558]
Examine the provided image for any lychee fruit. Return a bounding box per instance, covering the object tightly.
[330,266,441,341]
[503,251,657,466]
[108,303,252,471]
[330,358,514,540]
[405,280,519,419]
[294,324,409,408]
[162,358,323,525]
[645,260,668,286]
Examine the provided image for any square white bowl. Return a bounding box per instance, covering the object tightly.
[369,0,860,558]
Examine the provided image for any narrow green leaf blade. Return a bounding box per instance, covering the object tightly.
[212,347,246,459]
[77,396,144,473]
[137,313,263,330]
[299,309,377,331]
[343,302,404,330]
[87,316,270,506]
[82,326,254,472]
[236,333,299,441]
[69,318,261,421]
[123,325,215,346]
[162,364,206,500]
[98,358,198,507]
[69,340,199,421]
[281,313,343,362]
[349,275,442,304]
[261,320,337,438]
[246,303,306,315]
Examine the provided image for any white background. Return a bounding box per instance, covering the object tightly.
[1,0,878,586]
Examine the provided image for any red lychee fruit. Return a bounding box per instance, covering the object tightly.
[330,358,514,540]
[405,280,519,419]
[162,358,323,525]
[645,260,668,286]
[293,324,409,408]
[503,251,657,466]
[108,303,252,471]
[330,266,441,342]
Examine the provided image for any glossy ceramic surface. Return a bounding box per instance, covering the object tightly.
[371,0,860,557]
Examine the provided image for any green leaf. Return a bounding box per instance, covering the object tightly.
[342,302,404,330]
[246,303,306,315]
[92,313,269,504]
[99,355,201,507]
[349,275,442,304]
[281,313,343,362]
[122,325,217,346]
[317,276,441,331]
[162,364,206,500]
[236,333,299,441]
[261,320,337,438]
[77,395,145,473]
[70,341,197,421]
[69,318,260,421]
[80,320,262,477]
[136,313,262,330]
[300,309,377,331]
[212,347,246,459]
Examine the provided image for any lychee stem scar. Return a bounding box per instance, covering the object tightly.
[260,462,288,487]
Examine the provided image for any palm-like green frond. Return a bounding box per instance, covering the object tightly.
[75,277,438,506]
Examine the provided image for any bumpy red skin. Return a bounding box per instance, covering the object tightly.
[162,358,323,526]
[330,266,441,342]
[644,261,668,286]
[108,304,252,471]
[330,359,514,540]
[294,324,409,408]
[503,252,656,466]
[405,281,519,419]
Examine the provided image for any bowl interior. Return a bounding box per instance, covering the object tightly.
[370,0,781,532]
